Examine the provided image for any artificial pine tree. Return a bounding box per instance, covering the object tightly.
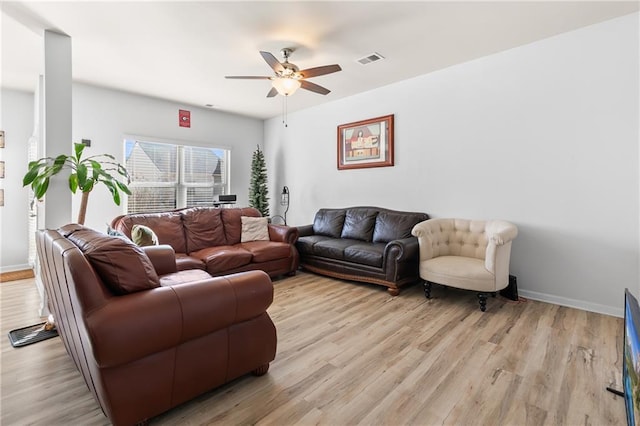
[248,145,270,217]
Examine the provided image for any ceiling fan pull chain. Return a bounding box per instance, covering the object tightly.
[283,95,288,127]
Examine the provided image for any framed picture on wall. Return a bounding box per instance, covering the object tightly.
[337,114,394,170]
[0,161,4,178]
[0,130,4,148]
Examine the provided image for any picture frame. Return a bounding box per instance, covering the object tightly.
[337,114,394,170]
[0,130,4,148]
[0,161,4,178]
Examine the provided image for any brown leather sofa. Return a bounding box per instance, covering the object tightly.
[37,224,277,426]
[296,206,429,295]
[111,206,299,278]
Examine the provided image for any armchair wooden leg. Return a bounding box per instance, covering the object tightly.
[477,293,488,312]
[423,281,432,299]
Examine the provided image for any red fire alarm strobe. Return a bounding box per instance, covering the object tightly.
[179,109,191,128]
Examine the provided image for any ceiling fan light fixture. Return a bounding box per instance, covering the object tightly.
[272,77,301,96]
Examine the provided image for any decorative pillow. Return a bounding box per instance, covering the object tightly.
[132,224,159,247]
[241,216,270,242]
[106,224,130,241]
[65,227,160,295]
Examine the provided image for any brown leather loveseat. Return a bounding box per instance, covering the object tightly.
[37,224,277,425]
[296,206,429,295]
[111,206,299,278]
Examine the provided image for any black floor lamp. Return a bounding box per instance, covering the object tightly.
[272,186,290,225]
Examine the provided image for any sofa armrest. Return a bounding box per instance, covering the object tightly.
[485,220,518,246]
[411,220,437,261]
[268,224,299,244]
[142,244,177,276]
[485,221,518,275]
[86,286,184,368]
[296,224,314,237]
[87,270,274,368]
[384,237,420,262]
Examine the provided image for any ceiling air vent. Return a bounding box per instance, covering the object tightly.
[357,52,385,65]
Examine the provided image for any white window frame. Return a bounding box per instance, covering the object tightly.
[124,136,231,214]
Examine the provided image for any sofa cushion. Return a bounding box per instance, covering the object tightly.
[64,226,160,295]
[131,224,159,247]
[296,235,333,255]
[241,216,270,242]
[159,269,212,287]
[181,207,227,252]
[240,241,291,263]
[175,253,206,271]
[373,211,426,243]
[190,246,253,274]
[221,208,261,245]
[312,238,361,260]
[344,243,385,267]
[313,209,346,238]
[341,208,378,241]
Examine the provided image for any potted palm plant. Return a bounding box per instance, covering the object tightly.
[23,142,131,225]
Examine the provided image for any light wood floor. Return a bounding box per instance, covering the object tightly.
[1,272,626,425]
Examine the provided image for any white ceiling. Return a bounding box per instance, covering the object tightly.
[2,1,638,120]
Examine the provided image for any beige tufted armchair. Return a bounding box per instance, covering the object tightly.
[411,218,518,311]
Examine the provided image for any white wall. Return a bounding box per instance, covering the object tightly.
[0,89,33,272]
[264,13,640,316]
[0,84,263,270]
[73,83,263,232]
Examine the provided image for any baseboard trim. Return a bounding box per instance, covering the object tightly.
[0,268,35,283]
[519,289,622,318]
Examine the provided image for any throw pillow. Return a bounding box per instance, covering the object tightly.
[241,216,270,242]
[132,224,159,247]
[106,224,131,241]
[65,227,160,295]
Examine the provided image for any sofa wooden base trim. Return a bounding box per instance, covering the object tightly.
[300,263,413,296]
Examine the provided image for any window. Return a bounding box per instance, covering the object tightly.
[125,139,230,213]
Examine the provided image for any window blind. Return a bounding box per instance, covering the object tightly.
[125,139,229,214]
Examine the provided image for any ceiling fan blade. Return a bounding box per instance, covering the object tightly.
[300,80,331,95]
[225,76,271,79]
[299,64,342,78]
[266,87,278,98]
[260,51,284,73]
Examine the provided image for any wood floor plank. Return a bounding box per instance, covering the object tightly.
[0,273,626,425]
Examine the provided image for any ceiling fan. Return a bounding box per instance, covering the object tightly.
[225,48,342,97]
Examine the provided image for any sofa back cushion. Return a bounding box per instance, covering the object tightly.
[373,211,430,243]
[425,218,488,259]
[181,207,227,252]
[221,207,261,245]
[341,208,378,241]
[313,209,346,238]
[62,225,160,295]
[112,211,186,253]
